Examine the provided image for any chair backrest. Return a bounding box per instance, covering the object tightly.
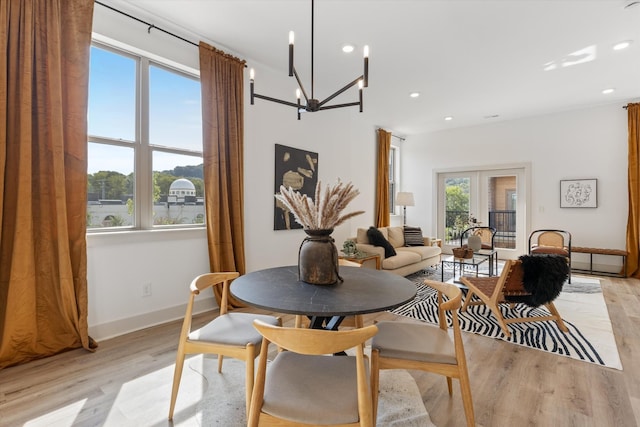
[461,226,496,249]
[424,279,463,331]
[500,259,528,297]
[253,320,378,355]
[529,229,571,253]
[188,272,240,316]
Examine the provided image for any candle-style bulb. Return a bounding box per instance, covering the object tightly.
[250,68,255,81]
[358,80,364,89]
[289,31,295,45]
[296,88,301,99]
[363,45,369,58]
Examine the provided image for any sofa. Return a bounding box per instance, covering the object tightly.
[350,226,441,276]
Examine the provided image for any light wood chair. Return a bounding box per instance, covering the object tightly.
[168,272,281,420]
[294,259,364,329]
[459,258,568,338]
[248,319,378,427]
[370,279,474,427]
[460,226,497,250]
[529,229,572,283]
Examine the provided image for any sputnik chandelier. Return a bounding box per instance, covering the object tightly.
[250,0,369,120]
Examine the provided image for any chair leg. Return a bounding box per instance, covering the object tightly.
[488,303,511,338]
[461,290,475,312]
[458,367,476,427]
[370,349,381,425]
[168,349,186,420]
[446,377,453,395]
[245,351,255,417]
[217,354,224,373]
[546,302,568,332]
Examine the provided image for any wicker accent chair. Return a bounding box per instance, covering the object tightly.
[248,320,378,427]
[460,226,497,250]
[370,280,475,427]
[168,272,281,420]
[459,257,568,338]
[529,229,572,283]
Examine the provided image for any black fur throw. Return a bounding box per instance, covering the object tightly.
[518,254,568,307]
[367,226,397,258]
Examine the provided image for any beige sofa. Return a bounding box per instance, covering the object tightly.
[350,226,441,276]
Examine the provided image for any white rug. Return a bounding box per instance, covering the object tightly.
[396,270,622,370]
[193,356,436,426]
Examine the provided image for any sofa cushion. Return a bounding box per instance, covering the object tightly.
[387,226,405,248]
[367,227,397,258]
[403,226,424,246]
[382,251,421,270]
[397,246,441,261]
[357,227,388,244]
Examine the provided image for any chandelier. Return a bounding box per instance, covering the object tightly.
[250,0,369,120]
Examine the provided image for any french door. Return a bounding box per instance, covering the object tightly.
[436,167,527,260]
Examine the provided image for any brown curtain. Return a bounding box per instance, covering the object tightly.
[625,103,640,278]
[199,42,246,307]
[375,128,391,227]
[0,0,96,368]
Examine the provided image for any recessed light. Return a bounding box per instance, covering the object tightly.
[342,44,355,53]
[602,88,615,94]
[613,40,633,51]
[409,92,420,98]
[444,116,453,121]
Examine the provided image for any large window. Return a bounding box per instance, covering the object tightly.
[87,43,204,230]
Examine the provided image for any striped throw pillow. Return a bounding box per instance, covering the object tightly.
[404,226,424,246]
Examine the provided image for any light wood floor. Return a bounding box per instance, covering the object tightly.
[1,274,638,426]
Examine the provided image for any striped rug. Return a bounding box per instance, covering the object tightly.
[392,269,622,370]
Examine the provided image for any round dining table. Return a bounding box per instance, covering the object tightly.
[230,265,417,330]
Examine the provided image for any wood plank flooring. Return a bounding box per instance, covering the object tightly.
[0,274,638,426]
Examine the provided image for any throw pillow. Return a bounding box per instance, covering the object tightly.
[367,226,397,258]
[403,226,424,246]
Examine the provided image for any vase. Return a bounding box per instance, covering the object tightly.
[298,229,342,285]
[468,235,482,252]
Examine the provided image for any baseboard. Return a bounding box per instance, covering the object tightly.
[88,297,218,342]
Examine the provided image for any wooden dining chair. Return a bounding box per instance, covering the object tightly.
[168,272,281,420]
[370,280,475,427]
[529,229,572,283]
[248,319,378,427]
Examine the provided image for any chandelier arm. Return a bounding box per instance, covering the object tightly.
[252,93,300,109]
[317,75,364,107]
[317,102,361,111]
[293,68,310,102]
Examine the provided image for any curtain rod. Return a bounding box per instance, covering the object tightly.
[392,134,406,141]
[95,1,198,47]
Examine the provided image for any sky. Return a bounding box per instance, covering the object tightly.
[87,46,203,175]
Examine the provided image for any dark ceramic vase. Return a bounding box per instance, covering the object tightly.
[298,229,341,285]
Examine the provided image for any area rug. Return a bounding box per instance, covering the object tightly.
[192,356,436,426]
[393,267,622,370]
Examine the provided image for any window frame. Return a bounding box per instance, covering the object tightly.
[87,40,204,232]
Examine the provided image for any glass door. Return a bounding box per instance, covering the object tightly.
[437,167,527,260]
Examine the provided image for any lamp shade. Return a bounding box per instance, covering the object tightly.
[396,192,415,207]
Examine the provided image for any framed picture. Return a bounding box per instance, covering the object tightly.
[274,144,318,230]
[560,179,597,208]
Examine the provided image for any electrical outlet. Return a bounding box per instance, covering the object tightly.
[142,283,152,297]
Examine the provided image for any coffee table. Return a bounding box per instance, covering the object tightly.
[441,254,490,284]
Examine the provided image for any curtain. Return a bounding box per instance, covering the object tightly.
[0,0,96,368]
[375,128,391,227]
[625,103,640,278]
[199,42,247,307]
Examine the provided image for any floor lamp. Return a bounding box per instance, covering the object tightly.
[396,192,414,226]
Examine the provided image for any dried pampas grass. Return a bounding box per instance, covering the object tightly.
[275,180,364,230]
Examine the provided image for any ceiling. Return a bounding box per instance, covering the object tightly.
[104,0,640,136]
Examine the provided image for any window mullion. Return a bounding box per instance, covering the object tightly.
[138,57,152,229]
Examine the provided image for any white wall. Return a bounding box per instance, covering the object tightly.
[402,103,632,271]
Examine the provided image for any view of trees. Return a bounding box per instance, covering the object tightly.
[88,164,204,202]
[445,178,470,241]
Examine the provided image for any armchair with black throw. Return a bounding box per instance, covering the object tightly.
[459,254,569,338]
[529,229,572,283]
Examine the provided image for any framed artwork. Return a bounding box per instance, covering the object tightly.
[560,179,597,208]
[274,144,318,230]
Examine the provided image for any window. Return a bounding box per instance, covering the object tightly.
[87,43,204,230]
[388,146,397,214]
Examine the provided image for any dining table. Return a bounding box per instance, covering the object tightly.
[230,265,417,330]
